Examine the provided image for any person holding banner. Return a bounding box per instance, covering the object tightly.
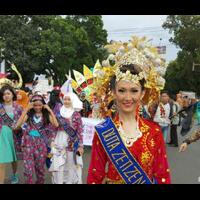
[87,36,171,184]
[49,79,84,184]
[0,85,23,184]
[15,94,59,184]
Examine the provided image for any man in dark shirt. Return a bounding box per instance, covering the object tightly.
[80,91,92,117]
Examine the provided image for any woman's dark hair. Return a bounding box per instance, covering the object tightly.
[0,84,17,103]
[48,89,62,110]
[27,95,50,126]
[110,64,146,91]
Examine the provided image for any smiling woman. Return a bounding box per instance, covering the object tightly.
[110,64,145,115]
[87,36,171,184]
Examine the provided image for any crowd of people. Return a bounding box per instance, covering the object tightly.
[141,91,200,148]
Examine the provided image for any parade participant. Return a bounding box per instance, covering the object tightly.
[15,94,59,184]
[16,89,29,110]
[13,89,29,183]
[153,91,172,143]
[87,36,171,184]
[49,80,84,184]
[0,85,23,184]
[80,91,92,117]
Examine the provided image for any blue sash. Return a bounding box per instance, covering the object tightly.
[95,117,154,184]
[56,111,79,164]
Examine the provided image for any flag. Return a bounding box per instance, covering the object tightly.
[73,70,86,85]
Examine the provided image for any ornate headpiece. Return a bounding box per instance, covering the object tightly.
[115,67,146,83]
[0,64,23,89]
[92,35,167,117]
[61,72,83,111]
[30,95,45,103]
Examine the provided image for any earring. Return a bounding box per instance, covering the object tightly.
[138,104,143,117]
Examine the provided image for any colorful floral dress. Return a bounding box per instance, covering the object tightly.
[21,116,56,184]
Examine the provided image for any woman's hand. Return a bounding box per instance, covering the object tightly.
[179,142,188,152]
[51,140,55,148]
[77,146,84,156]
[43,104,52,112]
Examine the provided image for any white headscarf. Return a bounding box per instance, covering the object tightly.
[60,79,83,118]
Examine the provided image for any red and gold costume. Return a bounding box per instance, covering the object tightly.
[87,113,171,184]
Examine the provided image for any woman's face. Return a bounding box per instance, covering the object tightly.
[113,80,145,114]
[63,96,72,108]
[3,89,14,103]
[33,100,44,113]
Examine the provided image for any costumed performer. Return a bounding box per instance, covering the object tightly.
[87,36,171,184]
[49,79,84,184]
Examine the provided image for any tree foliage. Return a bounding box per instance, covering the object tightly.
[163,15,200,96]
[0,15,108,84]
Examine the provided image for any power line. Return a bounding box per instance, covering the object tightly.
[107,26,164,33]
[108,30,166,35]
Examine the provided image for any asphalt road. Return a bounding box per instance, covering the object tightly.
[5,122,200,184]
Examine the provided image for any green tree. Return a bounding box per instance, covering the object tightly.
[65,15,108,65]
[0,15,108,85]
[163,15,200,95]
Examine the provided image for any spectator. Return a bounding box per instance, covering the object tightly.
[153,91,172,143]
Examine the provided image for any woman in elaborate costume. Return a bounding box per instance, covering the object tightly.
[49,80,84,184]
[87,36,171,184]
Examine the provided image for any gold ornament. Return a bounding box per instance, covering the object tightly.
[0,64,23,89]
[92,35,167,117]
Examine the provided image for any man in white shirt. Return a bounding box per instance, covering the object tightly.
[154,91,171,143]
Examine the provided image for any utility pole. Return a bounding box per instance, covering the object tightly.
[0,59,5,73]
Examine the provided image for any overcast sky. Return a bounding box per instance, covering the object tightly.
[102,15,180,62]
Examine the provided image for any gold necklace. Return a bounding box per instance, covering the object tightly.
[118,120,142,147]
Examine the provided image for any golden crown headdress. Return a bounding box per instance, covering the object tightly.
[92,35,167,117]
